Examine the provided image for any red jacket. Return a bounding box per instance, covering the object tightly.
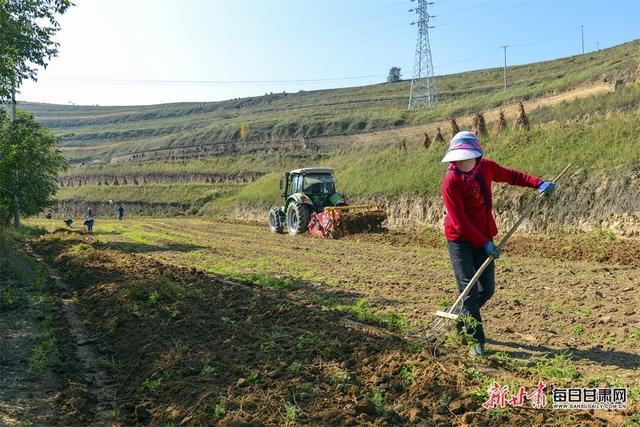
[442,158,541,247]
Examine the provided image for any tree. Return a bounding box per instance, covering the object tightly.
[386,67,402,83]
[0,0,72,104]
[0,110,67,229]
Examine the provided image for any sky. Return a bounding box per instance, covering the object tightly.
[17,0,640,106]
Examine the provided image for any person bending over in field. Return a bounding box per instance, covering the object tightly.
[83,218,94,234]
[440,131,555,356]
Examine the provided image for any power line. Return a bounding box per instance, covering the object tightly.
[48,74,385,87]
[434,48,499,70]
[510,31,573,47]
[435,0,535,27]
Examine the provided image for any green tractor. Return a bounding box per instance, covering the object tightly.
[268,168,386,238]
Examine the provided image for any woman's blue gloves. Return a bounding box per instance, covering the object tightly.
[483,241,502,259]
[538,181,556,197]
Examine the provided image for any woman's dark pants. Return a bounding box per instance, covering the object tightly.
[446,240,496,344]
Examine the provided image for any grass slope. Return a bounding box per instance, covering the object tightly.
[19,40,640,164]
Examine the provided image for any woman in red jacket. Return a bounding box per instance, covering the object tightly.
[441,131,555,356]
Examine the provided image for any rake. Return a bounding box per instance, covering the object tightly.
[415,164,572,343]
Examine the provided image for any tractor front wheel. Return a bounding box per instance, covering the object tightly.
[286,204,311,236]
[268,207,285,233]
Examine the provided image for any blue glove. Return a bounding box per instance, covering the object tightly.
[538,181,556,197]
[483,241,502,259]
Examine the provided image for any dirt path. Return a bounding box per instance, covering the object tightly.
[0,239,118,426]
[28,247,118,426]
[0,283,59,426]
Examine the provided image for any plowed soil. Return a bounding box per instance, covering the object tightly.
[25,218,640,425]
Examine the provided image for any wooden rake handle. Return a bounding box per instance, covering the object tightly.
[443,163,571,315]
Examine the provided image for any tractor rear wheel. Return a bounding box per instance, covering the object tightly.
[286,204,311,236]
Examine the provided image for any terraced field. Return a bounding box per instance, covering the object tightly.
[22,217,640,425]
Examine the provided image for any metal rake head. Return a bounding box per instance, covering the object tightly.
[409,301,466,344]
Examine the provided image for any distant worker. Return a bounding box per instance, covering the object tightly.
[117,205,125,221]
[87,207,93,218]
[64,218,73,227]
[83,218,94,233]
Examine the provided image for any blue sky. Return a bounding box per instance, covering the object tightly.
[18,0,640,106]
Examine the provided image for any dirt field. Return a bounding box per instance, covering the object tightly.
[21,218,640,425]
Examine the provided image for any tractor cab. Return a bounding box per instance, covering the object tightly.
[280,168,345,212]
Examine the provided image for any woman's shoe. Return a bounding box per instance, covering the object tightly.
[469,343,485,356]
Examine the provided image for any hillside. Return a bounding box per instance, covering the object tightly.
[18,40,640,235]
[21,40,639,165]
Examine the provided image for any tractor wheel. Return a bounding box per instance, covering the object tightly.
[286,204,311,236]
[268,207,285,233]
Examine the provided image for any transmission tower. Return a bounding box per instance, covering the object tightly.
[408,0,437,110]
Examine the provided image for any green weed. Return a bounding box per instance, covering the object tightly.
[296,332,340,356]
[336,299,408,331]
[109,409,121,421]
[400,363,418,384]
[578,307,591,316]
[586,375,625,387]
[438,393,453,405]
[284,402,300,422]
[247,372,259,383]
[437,297,453,308]
[213,398,226,418]
[0,285,17,312]
[139,377,163,394]
[488,406,512,422]
[201,365,216,376]
[530,354,579,380]
[592,250,611,262]
[286,361,303,375]
[571,325,584,336]
[97,355,112,369]
[550,303,571,314]
[370,386,387,415]
[465,367,492,401]
[148,289,160,305]
[242,273,293,291]
[625,414,640,426]
[587,227,616,243]
[29,331,57,374]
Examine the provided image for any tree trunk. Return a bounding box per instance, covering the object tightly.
[11,88,17,122]
[13,192,21,231]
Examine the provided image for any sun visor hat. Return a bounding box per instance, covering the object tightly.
[440,131,483,163]
[441,148,482,163]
